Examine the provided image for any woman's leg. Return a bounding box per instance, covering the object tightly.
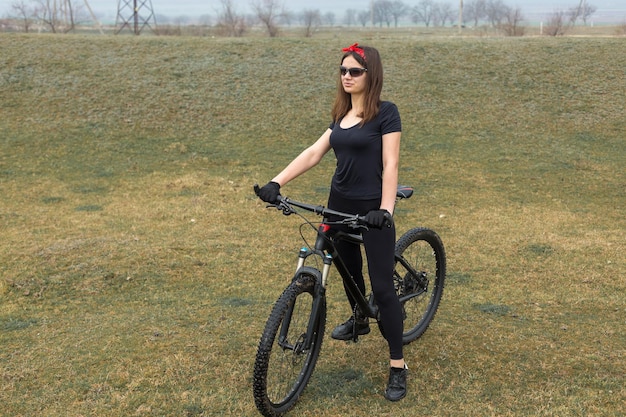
[363,224,404,361]
[334,238,365,309]
[327,191,367,309]
[364,224,407,401]
[327,192,370,340]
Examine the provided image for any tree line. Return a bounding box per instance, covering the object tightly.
[4,0,599,37]
[214,0,598,38]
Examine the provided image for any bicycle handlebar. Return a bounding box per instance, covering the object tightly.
[253,184,394,228]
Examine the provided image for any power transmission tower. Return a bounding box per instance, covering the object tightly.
[115,0,158,35]
[51,0,104,34]
[83,0,104,34]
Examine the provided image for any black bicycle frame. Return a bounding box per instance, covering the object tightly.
[313,224,380,320]
[273,195,402,353]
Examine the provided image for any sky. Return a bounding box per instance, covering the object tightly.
[1,0,624,22]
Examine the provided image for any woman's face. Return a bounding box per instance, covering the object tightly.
[341,55,367,95]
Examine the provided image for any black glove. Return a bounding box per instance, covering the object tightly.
[255,181,281,204]
[364,209,392,229]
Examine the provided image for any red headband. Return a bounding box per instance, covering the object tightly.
[342,43,366,61]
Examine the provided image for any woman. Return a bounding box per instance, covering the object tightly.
[255,43,407,401]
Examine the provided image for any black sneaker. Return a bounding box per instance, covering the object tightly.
[384,365,408,401]
[330,316,370,340]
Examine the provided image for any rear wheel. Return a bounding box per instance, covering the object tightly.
[393,228,446,344]
[253,267,326,417]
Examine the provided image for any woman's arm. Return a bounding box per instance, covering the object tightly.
[380,131,401,214]
[272,128,332,187]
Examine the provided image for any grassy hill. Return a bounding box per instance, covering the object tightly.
[0,33,624,416]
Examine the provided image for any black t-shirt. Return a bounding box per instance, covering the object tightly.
[329,101,401,200]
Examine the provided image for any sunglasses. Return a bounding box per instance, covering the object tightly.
[340,66,367,77]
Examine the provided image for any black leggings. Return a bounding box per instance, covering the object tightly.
[327,192,404,360]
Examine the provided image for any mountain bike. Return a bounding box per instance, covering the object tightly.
[252,185,446,417]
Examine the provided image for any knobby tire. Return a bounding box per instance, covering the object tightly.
[392,227,446,344]
[253,268,326,417]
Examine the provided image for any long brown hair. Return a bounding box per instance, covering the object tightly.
[331,45,383,125]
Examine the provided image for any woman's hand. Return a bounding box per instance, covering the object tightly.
[364,209,393,229]
[255,181,281,204]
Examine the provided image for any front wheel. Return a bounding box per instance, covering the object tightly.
[393,227,446,345]
[252,267,326,417]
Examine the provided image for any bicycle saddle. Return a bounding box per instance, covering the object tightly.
[396,186,414,199]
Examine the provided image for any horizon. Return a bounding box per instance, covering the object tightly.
[1,0,625,24]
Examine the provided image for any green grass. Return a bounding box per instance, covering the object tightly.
[1,33,624,416]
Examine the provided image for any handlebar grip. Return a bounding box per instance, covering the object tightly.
[253,184,261,196]
[383,211,394,228]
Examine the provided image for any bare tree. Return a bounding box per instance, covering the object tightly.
[301,9,320,37]
[322,11,336,26]
[464,0,486,27]
[251,0,283,37]
[580,3,597,25]
[32,0,84,33]
[544,10,569,36]
[485,0,508,28]
[11,0,34,32]
[357,10,370,27]
[431,3,443,26]
[373,0,393,27]
[547,2,595,34]
[389,1,408,27]
[412,0,436,27]
[216,0,246,37]
[500,6,524,36]
[343,9,358,26]
[436,2,457,27]
[568,1,597,26]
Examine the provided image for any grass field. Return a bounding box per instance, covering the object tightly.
[0,33,624,416]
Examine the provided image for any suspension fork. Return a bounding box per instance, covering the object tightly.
[278,250,329,353]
